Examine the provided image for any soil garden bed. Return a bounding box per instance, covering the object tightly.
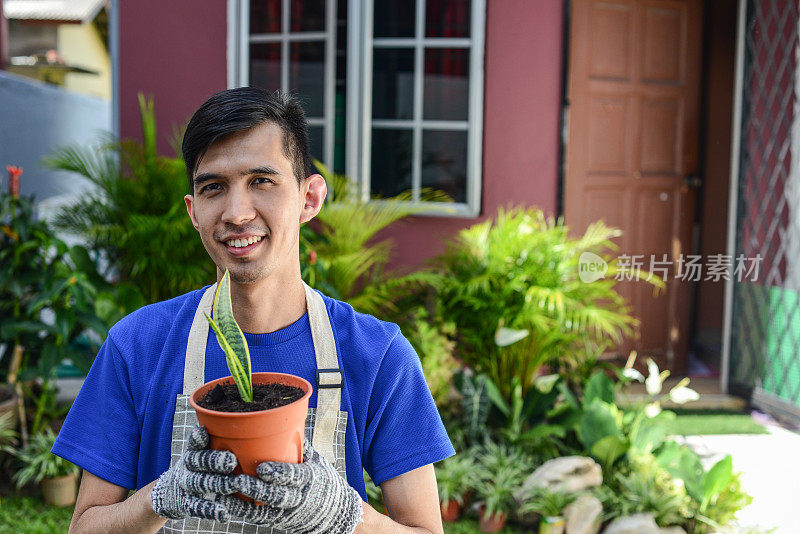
[198,383,304,413]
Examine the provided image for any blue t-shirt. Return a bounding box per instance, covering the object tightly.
[52,286,454,499]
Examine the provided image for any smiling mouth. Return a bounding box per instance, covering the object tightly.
[221,235,264,256]
[225,235,263,248]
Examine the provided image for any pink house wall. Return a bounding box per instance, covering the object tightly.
[119,0,564,268]
[119,0,227,153]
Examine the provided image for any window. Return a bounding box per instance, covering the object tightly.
[229,0,485,216]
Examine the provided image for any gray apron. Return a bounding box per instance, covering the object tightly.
[160,282,348,533]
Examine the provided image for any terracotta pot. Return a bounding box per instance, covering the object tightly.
[539,516,565,534]
[479,508,507,532]
[41,472,78,507]
[190,372,312,477]
[440,499,461,522]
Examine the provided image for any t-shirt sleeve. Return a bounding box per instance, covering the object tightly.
[362,332,455,486]
[52,335,140,489]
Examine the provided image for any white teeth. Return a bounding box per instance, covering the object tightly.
[226,236,262,248]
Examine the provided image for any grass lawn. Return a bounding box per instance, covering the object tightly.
[662,410,768,436]
[0,495,73,534]
[444,517,524,533]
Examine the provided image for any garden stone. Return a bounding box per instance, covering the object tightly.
[516,456,602,501]
[564,493,602,534]
[602,513,659,534]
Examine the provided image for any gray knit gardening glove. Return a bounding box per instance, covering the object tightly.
[152,426,239,521]
[221,441,363,533]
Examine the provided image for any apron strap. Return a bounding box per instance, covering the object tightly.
[183,283,217,395]
[303,282,343,465]
[182,281,343,465]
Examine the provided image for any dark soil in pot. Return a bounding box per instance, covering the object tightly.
[198,383,304,413]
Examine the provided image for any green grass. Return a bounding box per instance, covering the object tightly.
[0,495,73,534]
[443,517,525,533]
[662,410,768,436]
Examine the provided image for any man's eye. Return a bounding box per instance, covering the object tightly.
[200,183,222,193]
[253,177,274,185]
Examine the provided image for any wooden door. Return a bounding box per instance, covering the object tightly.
[565,0,703,372]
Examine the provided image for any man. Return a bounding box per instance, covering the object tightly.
[52,88,455,533]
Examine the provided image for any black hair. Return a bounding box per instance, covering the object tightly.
[182,88,312,192]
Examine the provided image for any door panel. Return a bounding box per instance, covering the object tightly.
[565,0,703,372]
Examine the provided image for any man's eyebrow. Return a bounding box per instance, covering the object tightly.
[193,172,223,187]
[243,166,280,176]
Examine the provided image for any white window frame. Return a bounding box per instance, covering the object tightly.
[228,0,485,217]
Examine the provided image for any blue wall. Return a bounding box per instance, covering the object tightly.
[0,71,110,206]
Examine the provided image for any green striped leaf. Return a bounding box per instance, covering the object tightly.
[205,270,253,402]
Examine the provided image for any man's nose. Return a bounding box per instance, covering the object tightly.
[220,187,257,226]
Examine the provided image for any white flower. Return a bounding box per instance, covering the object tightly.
[494,326,529,347]
[669,378,700,404]
[645,402,662,418]
[622,368,645,382]
[534,374,559,393]
[645,358,663,395]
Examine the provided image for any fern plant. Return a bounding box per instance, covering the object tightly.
[308,161,450,315]
[44,94,214,303]
[6,429,79,487]
[305,162,459,400]
[436,207,664,399]
[519,487,576,518]
[435,452,478,505]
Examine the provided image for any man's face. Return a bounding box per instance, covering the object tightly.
[184,122,323,285]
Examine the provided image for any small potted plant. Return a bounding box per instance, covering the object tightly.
[477,464,527,532]
[435,452,477,522]
[520,487,576,534]
[6,428,79,506]
[189,270,313,477]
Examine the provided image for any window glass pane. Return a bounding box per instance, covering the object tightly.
[308,125,325,164]
[249,43,282,91]
[372,48,414,120]
[291,0,326,32]
[371,128,413,197]
[250,0,282,34]
[289,41,326,117]
[374,0,415,38]
[425,0,471,37]
[423,48,469,121]
[422,130,467,202]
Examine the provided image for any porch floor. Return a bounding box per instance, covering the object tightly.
[617,377,747,411]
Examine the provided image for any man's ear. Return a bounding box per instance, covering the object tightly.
[184,194,200,231]
[300,174,327,224]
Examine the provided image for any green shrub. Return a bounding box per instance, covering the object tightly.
[5,429,78,488]
[307,162,458,401]
[0,181,140,380]
[596,453,689,526]
[519,487,576,518]
[436,207,662,400]
[435,452,479,505]
[45,95,214,303]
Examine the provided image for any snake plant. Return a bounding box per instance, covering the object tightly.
[205,270,253,402]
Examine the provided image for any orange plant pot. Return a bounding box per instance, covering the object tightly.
[479,509,507,533]
[440,499,461,522]
[190,372,312,477]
